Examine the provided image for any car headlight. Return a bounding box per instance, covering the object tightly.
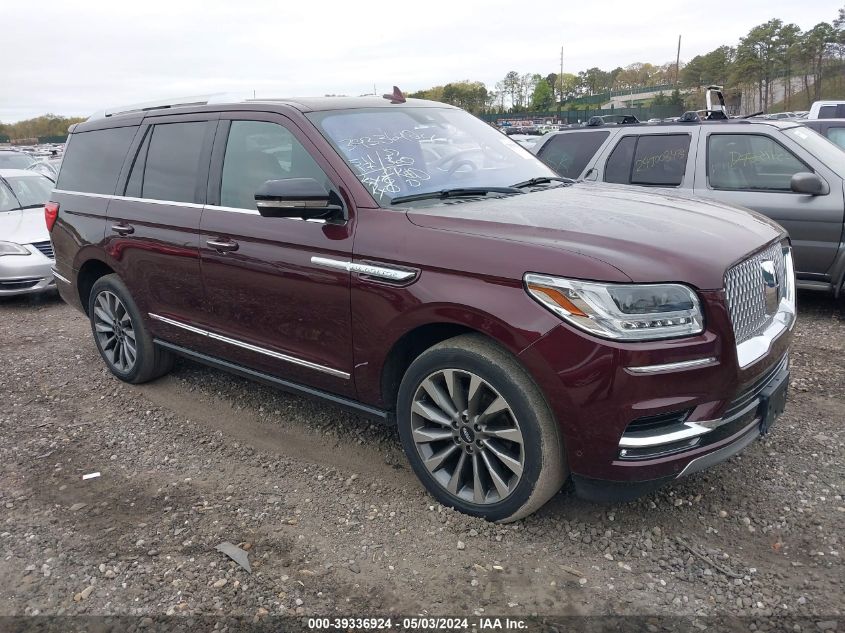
[0,241,31,257]
[524,273,704,341]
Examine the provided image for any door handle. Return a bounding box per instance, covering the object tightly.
[111,223,134,235]
[206,238,239,253]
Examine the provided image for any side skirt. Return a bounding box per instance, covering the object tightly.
[153,339,394,425]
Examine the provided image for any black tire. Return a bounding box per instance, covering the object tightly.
[397,334,567,522]
[88,274,173,384]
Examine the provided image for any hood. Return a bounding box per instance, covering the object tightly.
[0,207,50,246]
[406,182,784,289]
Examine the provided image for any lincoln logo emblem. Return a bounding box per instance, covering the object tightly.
[760,260,779,315]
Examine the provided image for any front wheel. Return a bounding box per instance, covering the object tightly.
[397,334,566,522]
[88,274,173,384]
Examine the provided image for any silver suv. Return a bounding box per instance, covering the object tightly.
[533,118,845,296]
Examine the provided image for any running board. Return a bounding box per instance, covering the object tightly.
[153,339,393,424]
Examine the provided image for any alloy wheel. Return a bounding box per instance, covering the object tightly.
[92,290,137,373]
[410,369,525,504]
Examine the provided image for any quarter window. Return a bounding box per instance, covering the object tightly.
[221,121,330,210]
[56,126,137,195]
[604,134,690,187]
[537,131,609,179]
[134,122,209,203]
[707,134,808,191]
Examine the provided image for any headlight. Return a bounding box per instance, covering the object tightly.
[524,273,704,341]
[0,241,31,257]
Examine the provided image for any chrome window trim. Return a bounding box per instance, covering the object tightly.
[52,191,325,221]
[50,268,71,285]
[148,313,350,379]
[311,256,417,282]
[626,357,717,375]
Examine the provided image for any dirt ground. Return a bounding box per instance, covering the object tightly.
[0,290,842,630]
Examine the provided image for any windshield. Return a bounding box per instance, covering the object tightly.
[307,107,556,204]
[2,174,53,209]
[783,126,845,179]
[0,152,36,169]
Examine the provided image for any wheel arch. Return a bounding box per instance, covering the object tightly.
[76,258,116,315]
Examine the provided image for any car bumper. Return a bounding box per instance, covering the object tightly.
[0,248,56,297]
[516,288,794,501]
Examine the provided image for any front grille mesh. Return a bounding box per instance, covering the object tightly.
[724,242,785,344]
[31,240,54,259]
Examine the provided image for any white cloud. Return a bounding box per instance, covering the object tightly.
[1,0,836,122]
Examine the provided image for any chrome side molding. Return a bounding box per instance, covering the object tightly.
[311,256,417,282]
[148,313,350,379]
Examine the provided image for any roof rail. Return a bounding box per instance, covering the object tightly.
[87,94,229,121]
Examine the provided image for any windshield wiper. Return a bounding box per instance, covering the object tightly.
[389,187,522,205]
[510,176,574,188]
[20,204,44,209]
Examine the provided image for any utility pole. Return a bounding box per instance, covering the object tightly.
[675,35,682,86]
[558,45,564,122]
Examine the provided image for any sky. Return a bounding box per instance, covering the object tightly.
[1,0,839,123]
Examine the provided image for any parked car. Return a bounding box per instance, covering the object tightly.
[796,118,845,150]
[0,150,36,170]
[532,117,845,296]
[49,94,794,521]
[0,169,57,296]
[808,100,845,119]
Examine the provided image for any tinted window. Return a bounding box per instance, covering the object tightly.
[631,135,690,186]
[818,105,837,119]
[538,131,609,178]
[708,134,808,191]
[221,120,330,210]
[825,127,845,149]
[124,128,151,198]
[604,136,636,184]
[55,126,137,194]
[137,122,208,203]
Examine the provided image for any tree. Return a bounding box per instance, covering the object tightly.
[531,78,554,111]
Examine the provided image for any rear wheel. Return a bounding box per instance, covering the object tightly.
[88,274,173,384]
[397,334,566,522]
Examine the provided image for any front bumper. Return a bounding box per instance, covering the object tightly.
[516,288,794,502]
[0,246,56,297]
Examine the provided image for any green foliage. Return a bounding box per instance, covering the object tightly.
[531,79,554,111]
[0,114,85,141]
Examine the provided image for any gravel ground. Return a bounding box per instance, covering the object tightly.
[0,291,842,628]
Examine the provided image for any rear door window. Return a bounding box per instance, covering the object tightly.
[604,134,690,186]
[630,135,690,186]
[56,126,137,195]
[131,122,209,203]
[537,131,609,179]
[707,134,808,191]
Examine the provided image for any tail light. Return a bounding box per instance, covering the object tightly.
[45,202,59,232]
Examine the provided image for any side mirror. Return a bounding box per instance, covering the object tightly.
[790,172,829,196]
[255,178,344,220]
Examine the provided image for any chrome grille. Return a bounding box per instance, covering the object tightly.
[724,242,786,344]
[31,240,54,259]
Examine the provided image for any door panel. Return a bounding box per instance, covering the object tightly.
[106,117,216,346]
[694,130,844,277]
[199,115,355,396]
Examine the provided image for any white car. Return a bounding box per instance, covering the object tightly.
[808,101,845,119]
[0,169,57,296]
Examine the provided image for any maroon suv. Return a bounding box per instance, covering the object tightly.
[46,95,795,521]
